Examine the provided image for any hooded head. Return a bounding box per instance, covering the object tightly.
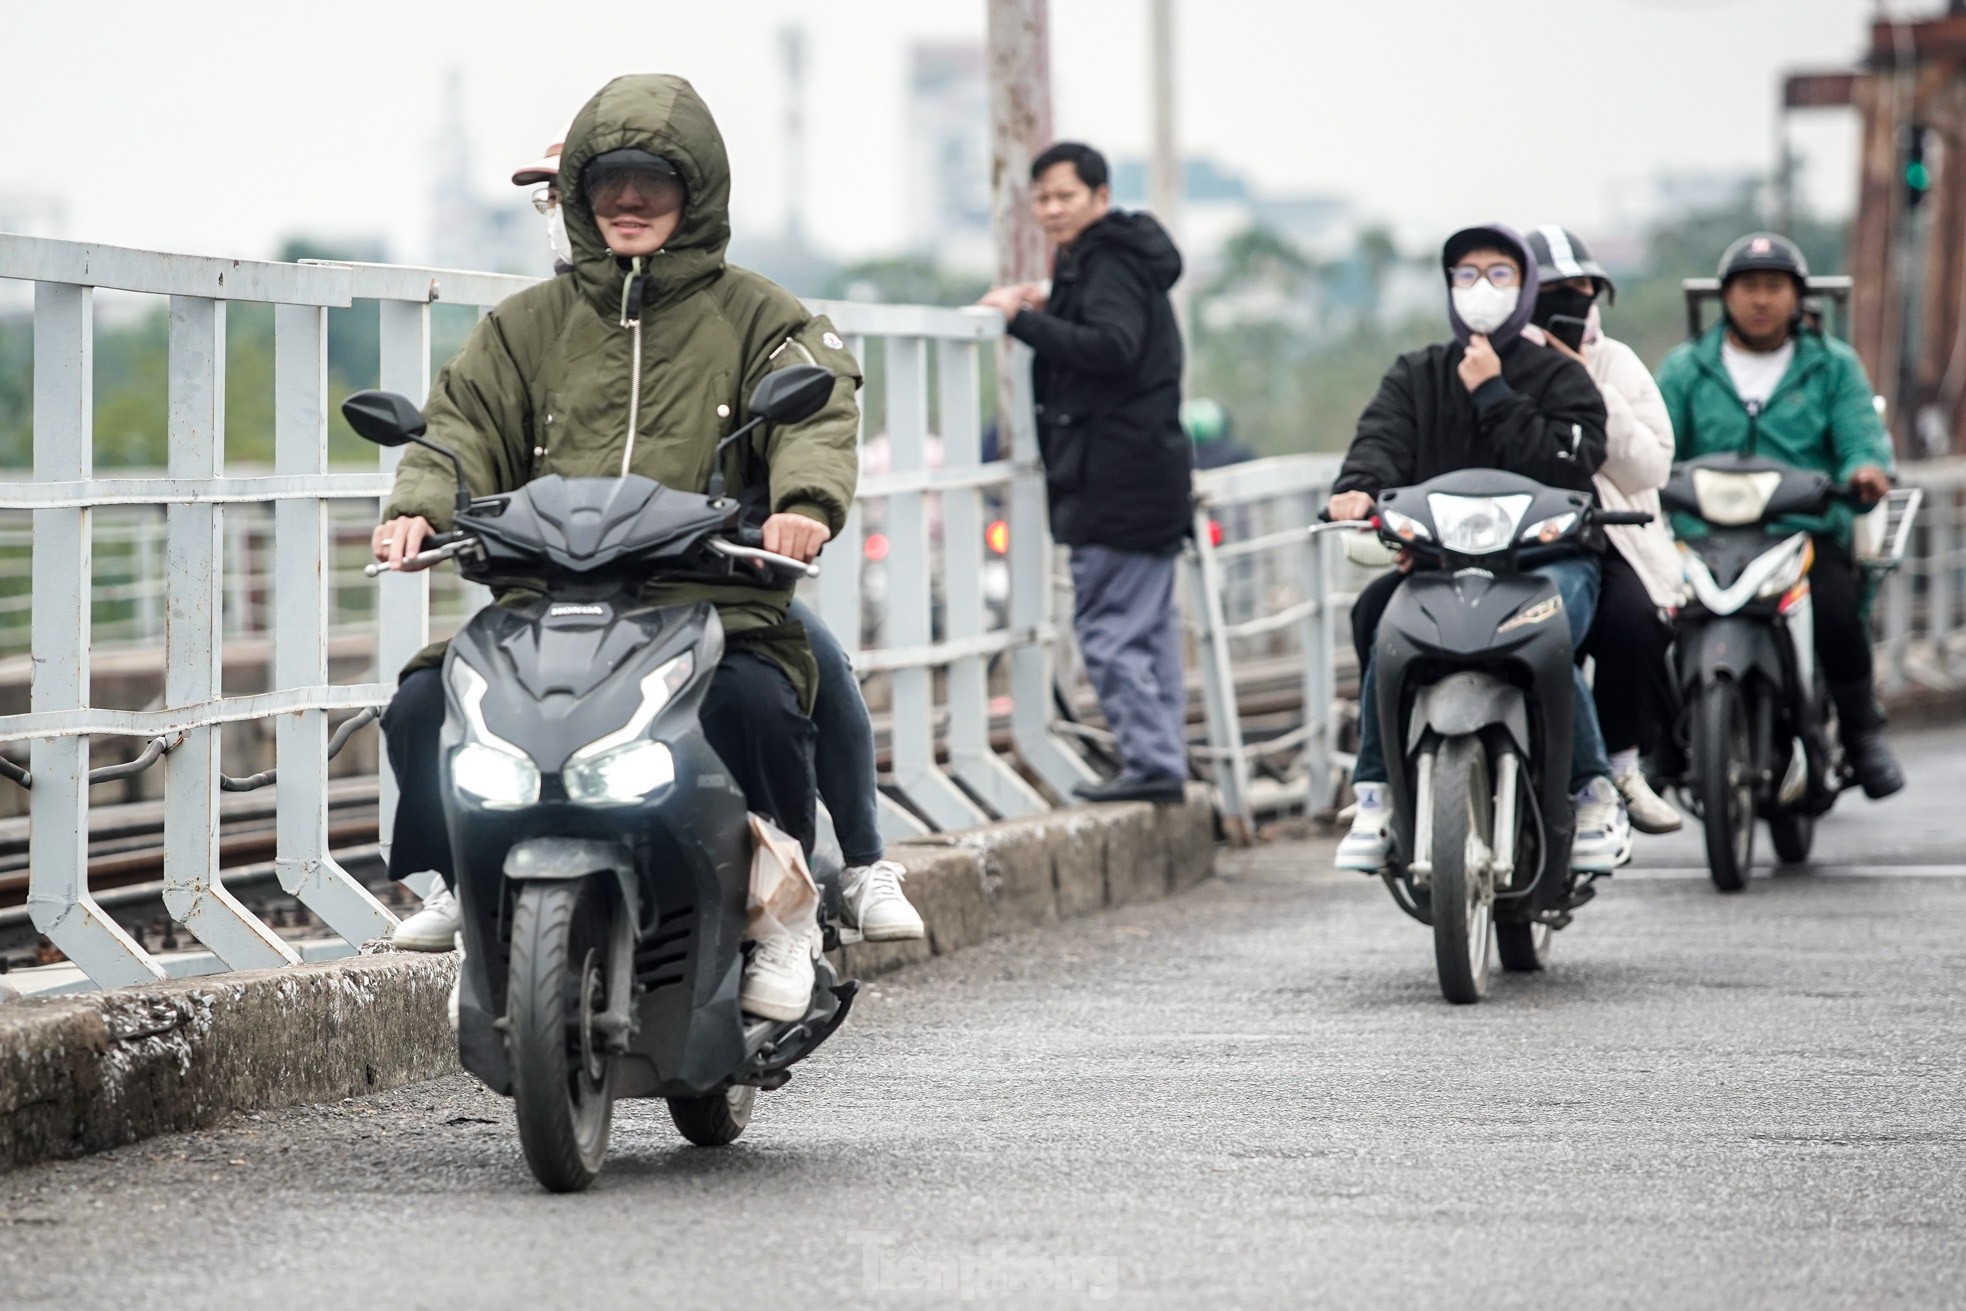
[1440,223,1539,348]
[557,75,732,316]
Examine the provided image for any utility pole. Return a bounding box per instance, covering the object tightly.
[1148,0,1187,337]
[986,0,1053,452]
[780,25,808,254]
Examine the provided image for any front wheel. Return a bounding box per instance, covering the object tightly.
[668,1085,758,1147]
[507,879,617,1193]
[1427,736,1494,1004]
[1693,679,1757,893]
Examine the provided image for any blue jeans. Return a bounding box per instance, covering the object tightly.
[1352,556,1611,792]
[790,598,885,867]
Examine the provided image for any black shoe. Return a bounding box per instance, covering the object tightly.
[1844,731,1905,799]
[1073,773,1187,805]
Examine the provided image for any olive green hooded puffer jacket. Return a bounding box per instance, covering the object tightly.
[383,74,862,705]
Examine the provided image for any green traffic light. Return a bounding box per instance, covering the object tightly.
[1908,161,1932,192]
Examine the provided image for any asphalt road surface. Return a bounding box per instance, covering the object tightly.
[3,727,1963,1310]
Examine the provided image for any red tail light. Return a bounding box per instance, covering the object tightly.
[864,532,890,562]
[986,520,1010,555]
[1207,519,1225,547]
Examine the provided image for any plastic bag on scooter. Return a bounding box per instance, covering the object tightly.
[746,813,820,945]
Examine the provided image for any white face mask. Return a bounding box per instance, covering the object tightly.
[1452,282,1519,336]
[545,206,572,265]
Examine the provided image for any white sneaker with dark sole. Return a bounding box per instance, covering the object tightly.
[1572,777,1635,873]
[1337,785,1391,873]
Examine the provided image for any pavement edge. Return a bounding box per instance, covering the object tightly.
[0,794,1216,1171]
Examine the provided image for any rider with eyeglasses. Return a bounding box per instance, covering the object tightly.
[1329,224,1633,876]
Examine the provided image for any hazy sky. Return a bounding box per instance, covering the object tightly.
[0,0,1910,267]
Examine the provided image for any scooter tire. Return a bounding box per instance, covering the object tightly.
[1496,920,1552,972]
[667,1086,758,1147]
[1769,811,1815,865]
[1428,736,1493,1005]
[1694,679,1756,894]
[508,879,616,1193]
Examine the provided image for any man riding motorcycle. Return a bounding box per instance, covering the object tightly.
[372,74,918,1020]
[1330,222,1631,875]
[1654,232,1904,799]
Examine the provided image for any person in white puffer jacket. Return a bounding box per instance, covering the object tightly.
[1525,225,1686,833]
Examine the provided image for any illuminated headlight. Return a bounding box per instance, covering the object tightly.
[565,740,676,804]
[1691,469,1781,526]
[448,661,539,808]
[1518,512,1578,545]
[453,742,541,808]
[560,651,696,806]
[1427,493,1532,555]
[1382,508,1430,542]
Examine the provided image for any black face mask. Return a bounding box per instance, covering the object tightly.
[1533,285,1596,329]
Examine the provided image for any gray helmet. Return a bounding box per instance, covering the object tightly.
[1718,231,1809,288]
[1526,224,1616,305]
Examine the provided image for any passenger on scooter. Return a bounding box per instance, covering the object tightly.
[1329,223,1632,875]
[1523,224,1686,834]
[1654,232,1903,799]
[372,75,919,1020]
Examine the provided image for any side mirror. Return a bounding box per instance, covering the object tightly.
[342,389,470,519]
[341,391,429,447]
[748,365,836,425]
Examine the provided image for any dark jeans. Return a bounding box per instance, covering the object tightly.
[1580,550,1674,757]
[382,650,818,888]
[789,598,884,868]
[1351,556,1610,791]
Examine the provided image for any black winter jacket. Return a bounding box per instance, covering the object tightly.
[1334,337,1609,502]
[1008,211,1193,553]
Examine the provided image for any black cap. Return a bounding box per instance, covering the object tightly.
[1718,231,1809,287]
[1525,225,1616,305]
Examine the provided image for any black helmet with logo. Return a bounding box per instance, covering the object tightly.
[1718,231,1809,289]
[1525,225,1616,305]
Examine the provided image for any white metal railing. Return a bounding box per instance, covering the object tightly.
[1185,452,1966,834]
[0,234,1096,990]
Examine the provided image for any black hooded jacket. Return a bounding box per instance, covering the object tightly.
[1333,223,1608,504]
[1008,211,1193,553]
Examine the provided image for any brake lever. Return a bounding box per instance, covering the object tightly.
[709,537,820,579]
[365,539,470,578]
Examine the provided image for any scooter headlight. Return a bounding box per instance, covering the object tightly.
[561,651,696,805]
[448,661,540,808]
[1381,508,1430,543]
[564,740,676,805]
[1518,511,1578,545]
[452,742,542,808]
[1427,493,1532,555]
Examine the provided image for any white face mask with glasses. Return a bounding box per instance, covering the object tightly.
[1448,261,1521,335]
[533,185,572,265]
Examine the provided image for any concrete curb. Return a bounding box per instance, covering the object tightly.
[0,794,1216,1171]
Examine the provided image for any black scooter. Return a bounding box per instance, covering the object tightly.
[1660,452,1900,892]
[344,365,855,1193]
[1321,469,1649,1004]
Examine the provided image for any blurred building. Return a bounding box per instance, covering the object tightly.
[425,69,545,276]
[905,41,994,276]
[1111,156,1355,275]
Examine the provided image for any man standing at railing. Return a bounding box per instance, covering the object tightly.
[979,141,1194,804]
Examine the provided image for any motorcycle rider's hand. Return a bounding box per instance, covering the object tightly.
[1326,490,1376,522]
[1458,333,1502,392]
[1849,464,1892,505]
[763,512,832,563]
[372,516,435,571]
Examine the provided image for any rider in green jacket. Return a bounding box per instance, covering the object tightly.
[1654,232,1903,798]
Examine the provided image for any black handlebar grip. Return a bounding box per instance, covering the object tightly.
[1596,510,1654,526]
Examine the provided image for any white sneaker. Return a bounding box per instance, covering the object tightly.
[740,928,818,1023]
[1337,783,1391,872]
[840,860,926,941]
[1572,777,1634,873]
[393,885,461,952]
[1615,767,1684,835]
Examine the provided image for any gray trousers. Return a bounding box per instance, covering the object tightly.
[1069,544,1188,781]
